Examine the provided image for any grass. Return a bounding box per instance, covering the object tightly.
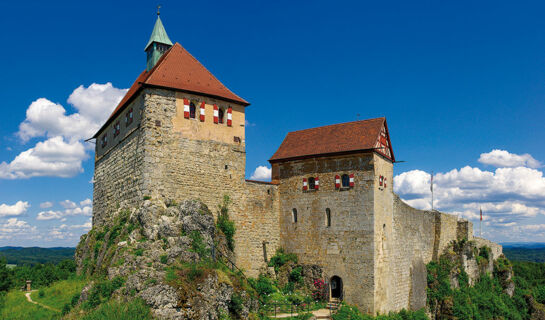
[79,298,152,320]
[0,289,59,320]
[30,277,86,311]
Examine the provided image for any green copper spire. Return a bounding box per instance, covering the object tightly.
[145,8,173,71]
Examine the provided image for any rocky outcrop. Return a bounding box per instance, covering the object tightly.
[75,199,256,319]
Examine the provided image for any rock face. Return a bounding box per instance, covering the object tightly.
[75,199,255,319]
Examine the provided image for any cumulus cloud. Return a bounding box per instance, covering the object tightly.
[394,150,545,239]
[478,149,542,169]
[0,201,30,217]
[40,201,53,209]
[0,137,87,179]
[36,199,92,221]
[0,218,37,240]
[1,83,127,180]
[250,165,271,181]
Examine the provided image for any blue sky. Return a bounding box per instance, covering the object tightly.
[0,0,544,246]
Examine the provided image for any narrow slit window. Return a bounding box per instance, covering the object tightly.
[326,208,331,227]
[292,208,298,223]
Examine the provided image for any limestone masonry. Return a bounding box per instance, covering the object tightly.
[91,16,502,314]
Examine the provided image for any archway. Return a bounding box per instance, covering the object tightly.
[330,276,343,299]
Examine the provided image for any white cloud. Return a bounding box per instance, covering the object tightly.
[478,149,542,169]
[1,83,127,180]
[39,201,53,209]
[250,165,271,181]
[60,200,77,209]
[245,120,256,127]
[394,150,545,237]
[0,201,30,217]
[79,199,92,207]
[36,199,92,221]
[0,218,37,240]
[36,210,63,220]
[68,219,92,230]
[0,137,87,179]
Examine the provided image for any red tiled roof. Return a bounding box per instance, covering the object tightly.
[93,43,249,138]
[269,117,395,162]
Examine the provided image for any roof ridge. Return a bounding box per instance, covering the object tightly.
[287,117,385,135]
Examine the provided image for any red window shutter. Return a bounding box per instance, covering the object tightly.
[384,178,387,188]
[183,98,190,119]
[335,175,340,189]
[227,107,233,126]
[349,174,355,187]
[315,176,319,190]
[200,102,205,122]
[379,175,383,186]
[302,178,308,191]
[213,104,219,124]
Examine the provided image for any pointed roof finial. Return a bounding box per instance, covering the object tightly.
[157,5,161,16]
[145,8,173,51]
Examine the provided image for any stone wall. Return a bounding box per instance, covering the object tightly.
[93,96,144,226]
[276,153,377,314]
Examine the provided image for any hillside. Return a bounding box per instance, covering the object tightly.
[502,244,545,262]
[0,247,75,266]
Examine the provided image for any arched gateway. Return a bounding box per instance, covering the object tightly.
[330,276,343,299]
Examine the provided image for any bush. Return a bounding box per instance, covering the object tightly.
[255,274,276,297]
[133,248,144,257]
[38,289,45,297]
[289,266,303,284]
[229,292,244,316]
[189,231,209,258]
[83,276,125,310]
[81,298,152,320]
[160,255,168,264]
[268,248,298,272]
[217,195,236,251]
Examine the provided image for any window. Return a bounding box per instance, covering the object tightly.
[113,121,120,137]
[125,108,133,126]
[341,174,350,188]
[308,177,316,190]
[326,208,331,227]
[101,134,107,148]
[189,102,196,119]
[292,208,298,223]
[218,108,224,124]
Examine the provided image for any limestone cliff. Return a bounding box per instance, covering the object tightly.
[75,199,258,319]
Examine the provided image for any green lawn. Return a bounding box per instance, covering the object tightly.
[31,277,86,311]
[0,290,59,320]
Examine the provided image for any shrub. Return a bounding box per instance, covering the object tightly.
[133,248,144,256]
[160,255,168,264]
[255,274,276,297]
[289,266,303,284]
[143,196,151,200]
[228,292,244,316]
[38,289,45,298]
[312,279,327,301]
[189,231,209,258]
[81,298,153,320]
[268,248,298,272]
[217,195,236,251]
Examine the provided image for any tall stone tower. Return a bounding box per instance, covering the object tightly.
[92,14,250,227]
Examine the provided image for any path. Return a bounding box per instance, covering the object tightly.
[24,290,61,313]
[270,308,332,319]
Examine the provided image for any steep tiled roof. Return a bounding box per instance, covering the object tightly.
[93,43,249,138]
[269,118,395,162]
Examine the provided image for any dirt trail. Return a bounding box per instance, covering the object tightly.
[24,290,60,313]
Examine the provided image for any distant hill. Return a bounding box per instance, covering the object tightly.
[0,247,75,266]
[501,243,545,263]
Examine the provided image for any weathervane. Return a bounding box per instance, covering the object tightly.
[157,5,161,16]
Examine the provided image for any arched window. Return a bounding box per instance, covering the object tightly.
[308,177,316,190]
[341,174,350,188]
[218,108,224,124]
[189,102,196,119]
[326,208,331,227]
[292,208,298,223]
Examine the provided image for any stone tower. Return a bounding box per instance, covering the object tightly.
[269,118,395,314]
[91,15,251,226]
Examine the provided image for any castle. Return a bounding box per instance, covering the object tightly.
[91,15,502,314]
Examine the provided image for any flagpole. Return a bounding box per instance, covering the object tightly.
[480,207,482,237]
[430,171,434,211]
